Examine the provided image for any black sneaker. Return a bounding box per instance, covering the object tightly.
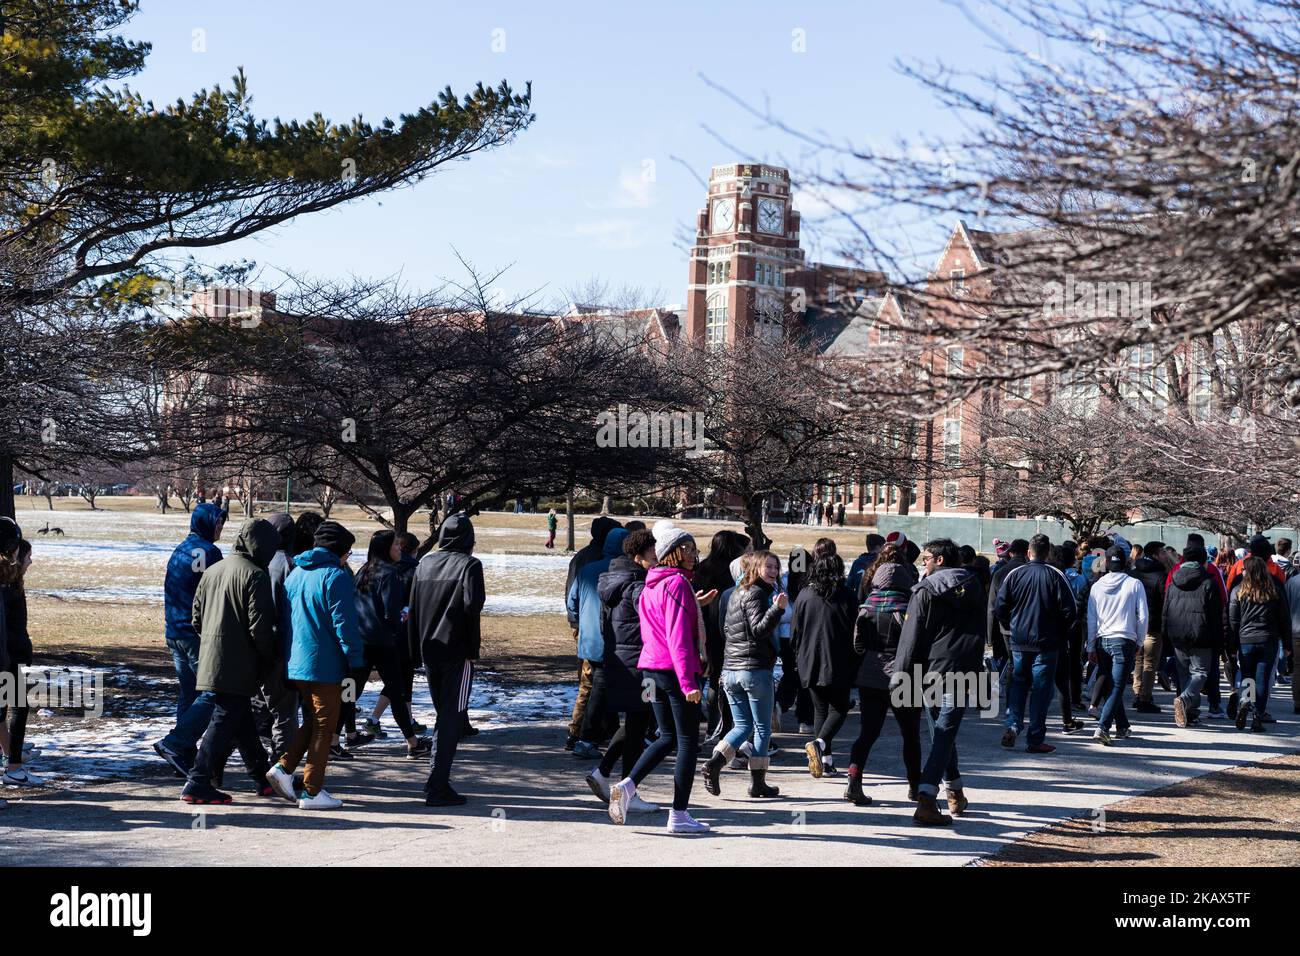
[1235,701,1251,730]
[425,788,468,807]
[329,744,355,761]
[406,737,433,759]
[1259,712,1277,724]
[346,732,375,747]
[461,722,480,737]
[411,722,428,735]
[180,782,232,805]
[563,735,578,752]
[153,741,192,778]
[1226,691,1239,720]
[1062,718,1087,734]
[1134,700,1161,714]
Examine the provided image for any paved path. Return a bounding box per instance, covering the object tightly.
[1,693,1295,866]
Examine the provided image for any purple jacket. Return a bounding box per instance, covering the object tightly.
[637,566,703,695]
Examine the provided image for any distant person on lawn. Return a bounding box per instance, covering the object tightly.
[180,519,280,805]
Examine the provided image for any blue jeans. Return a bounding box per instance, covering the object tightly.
[918,697,963,796]
[167,636,201,721]
[1098,637,1136,732]
[162,689,217,759]
[1006,649,1058,747]
[721,669,774,766]
[1238,640,1278,716]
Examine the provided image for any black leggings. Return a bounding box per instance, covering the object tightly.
[626,670,701,811]
[777,639,814,724]
[367,644,416,738]
[338,665,371,736]
[849,687,921,784]
[809,684,852,758]
[598,711,650,780]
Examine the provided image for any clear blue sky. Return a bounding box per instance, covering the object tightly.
[120,0,1015,305]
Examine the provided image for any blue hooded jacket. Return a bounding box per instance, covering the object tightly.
[285,547,365,683]
[163,503,226,644]
[569,528,628,661]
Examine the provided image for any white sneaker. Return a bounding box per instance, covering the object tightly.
[266,764,297,802]
[585,769,610,804]
[297,788,343,810]
[2,768,44,787]
[626,793,661,813]
[608,780,632,825]
[667,810,710,834]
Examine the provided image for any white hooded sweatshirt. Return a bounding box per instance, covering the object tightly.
[1086,571,1149,653]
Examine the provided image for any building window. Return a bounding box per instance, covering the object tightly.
[706,295,727,345]
[943,481,959,509]
[950,269,966,295]
[947,346,964,375]
[943,419,961,466]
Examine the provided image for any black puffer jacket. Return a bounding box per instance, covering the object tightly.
[1162,561,1222,649]
[1129,556,1167,635]
[597,556,650,713]
[722,580,782,671]
[1228,579,1289,648]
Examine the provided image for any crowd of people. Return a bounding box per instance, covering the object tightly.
[0,506,1292,831]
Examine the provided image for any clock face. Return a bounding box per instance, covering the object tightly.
[711,198,735,233]
[757,197,784,234]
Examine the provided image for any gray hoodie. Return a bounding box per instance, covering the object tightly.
[1086,571,1149,652]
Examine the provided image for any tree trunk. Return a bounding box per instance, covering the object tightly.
[44,488,54,511]
[0,453,14,520]
[600,494,610,515]
[566,489,576,552]
[391,502,411,536]
[79,488,99,510]
[743,495,771,550]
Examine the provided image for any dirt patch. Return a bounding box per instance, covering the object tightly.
[984,750,1300,866]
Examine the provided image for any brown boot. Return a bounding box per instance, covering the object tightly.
[913,792,952,827]
[946,786,969,817]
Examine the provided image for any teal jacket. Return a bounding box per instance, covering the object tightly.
[285,547,364,683]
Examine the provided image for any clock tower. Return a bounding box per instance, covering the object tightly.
[685,163,804,345]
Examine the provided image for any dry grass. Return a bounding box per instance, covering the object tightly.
[985,752,1300,866]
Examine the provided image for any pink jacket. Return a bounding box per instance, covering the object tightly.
[637,565,703,695]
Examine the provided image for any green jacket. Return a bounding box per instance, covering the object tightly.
[192,518,279,697]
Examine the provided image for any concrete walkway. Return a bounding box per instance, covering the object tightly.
[1,695,1295,866]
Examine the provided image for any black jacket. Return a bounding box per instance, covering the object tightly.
[355,561,405,647]
[1129,557,1167,635]
[1162,562,1223,649]
[895,567,987,676]
[565,516,620,629]
[722,581,782,671]
[597,556,650,714]
[792,583,857,688]
[994,560,1078,652]
[987,555,1027,659]
[408,515,485,661]
[2,582,30,667]
[1228,579,1289,648]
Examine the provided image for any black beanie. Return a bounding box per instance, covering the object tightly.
[1248,534,1272,559]
[0,517,21,554]
[313,520,356,558]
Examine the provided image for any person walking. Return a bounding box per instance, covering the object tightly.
[407,513,485,806]
[180,519,280,805]
[845,539,921,807]
[249,511,299,762]
[1228,556,1289,732]
[563,516,622,752]
[894,538,984,826]
[154,501,227,776]
[694,530,751,742]
[995,534,1077,754]
[1129,541,1170,713]
[608,522,714,834]
[776,547,814,733]
[1,537,39,788]
[1087,546,1149,745]
[1163,545,1223,728]
[702,550,787,799]
[987,538,1029,686]
[584,529,660,814]
[265,520,364,810]
[793,539,858,778]
[567,528,630,758]
[545,509,558,550]
[354,531,431,759]
[847,533,886,601]
[368,531,425,735]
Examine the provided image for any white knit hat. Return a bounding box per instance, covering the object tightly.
[652,520,694,561]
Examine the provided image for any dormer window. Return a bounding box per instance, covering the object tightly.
[950,269,966,295]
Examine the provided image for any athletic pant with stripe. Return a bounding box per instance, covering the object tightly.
[423,644,473,794]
